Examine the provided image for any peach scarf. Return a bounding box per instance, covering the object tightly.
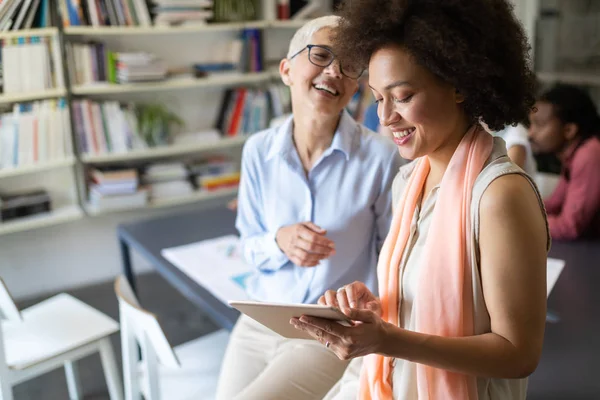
[359,125,494,399]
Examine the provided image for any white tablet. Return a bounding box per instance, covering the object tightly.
[229,300,351,340]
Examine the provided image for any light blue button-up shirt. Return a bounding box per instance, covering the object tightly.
[236,110,403,304]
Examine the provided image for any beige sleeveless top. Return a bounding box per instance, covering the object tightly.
[390,137,550,399]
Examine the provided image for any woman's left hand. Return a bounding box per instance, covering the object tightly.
[290,308,389,360]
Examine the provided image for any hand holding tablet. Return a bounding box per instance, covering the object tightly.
[229,300,352,340]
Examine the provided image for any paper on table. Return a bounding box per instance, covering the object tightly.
[547,257,565,297]
[161,235,252,305]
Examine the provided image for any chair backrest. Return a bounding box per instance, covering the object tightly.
[114,275,179,369]
[0,278,22,323]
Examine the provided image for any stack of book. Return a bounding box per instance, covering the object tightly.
[189,155,240,192]
[58,0,151,27]
[142,162,194,200]
[215,88,270,136]
[66,43,167,85]
[88,168,148,212]
[0,99,72,169]
[0,0,53,30]
[71,100,147,156]
[0,36,62,95]
[153,0,214,26]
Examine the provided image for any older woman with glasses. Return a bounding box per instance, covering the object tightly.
[215,16,403,400]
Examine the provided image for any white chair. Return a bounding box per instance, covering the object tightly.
[114,275,229,400]
[0,278,123,400]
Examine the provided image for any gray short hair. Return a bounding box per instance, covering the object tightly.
[286,15,342,59]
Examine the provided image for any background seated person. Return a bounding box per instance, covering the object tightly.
[529,84,600,240]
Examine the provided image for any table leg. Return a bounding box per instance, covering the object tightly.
[120,239,137,294]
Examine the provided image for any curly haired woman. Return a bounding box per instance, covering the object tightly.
[291,1,550,399]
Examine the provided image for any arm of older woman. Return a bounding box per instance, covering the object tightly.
[292,174,547,379]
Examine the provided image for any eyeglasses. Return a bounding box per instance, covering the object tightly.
[289,44,363,80]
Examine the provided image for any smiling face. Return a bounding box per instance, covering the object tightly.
[280,27,359,117]
[369,45,469,160]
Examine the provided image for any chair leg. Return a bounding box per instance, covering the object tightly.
[64,361,83,400]
[99,338,124,400]
[0,381,13,400]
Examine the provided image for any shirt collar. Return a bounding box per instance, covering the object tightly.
[265,109,358,161]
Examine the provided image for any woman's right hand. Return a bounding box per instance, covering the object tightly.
[318,281,382,316]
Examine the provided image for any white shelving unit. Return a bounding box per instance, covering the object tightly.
[537,71,600,87]
[82,136,248,164]
[86,187,238,216]
[0,26,80,236]
[0,206,83,235]
[0,0,306,231]
[0,27,59,39]
[63,20,304,36]
[71,72,273,96]
[0,88,68,105]
[150,187,238,209]
[0,158,75,179]
[527,0,600,90]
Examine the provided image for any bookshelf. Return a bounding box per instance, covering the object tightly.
[81,136,248,164]
[150,187,238,209]
[530,1,600,90]
[0,23,78,235]
[71,72,273,96]
[86,187,238,216]
[537,71,600,87]
[0,158,75,179]
[0,28,60,39]
[0,206,83,236]
[0,88,67,105]
[64,21,270,35]
[0,0,310,232]
[63,20,309,36]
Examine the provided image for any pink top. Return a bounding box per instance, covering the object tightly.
[545,136,600,240]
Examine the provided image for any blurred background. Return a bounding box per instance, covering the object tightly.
[0,0,598,399]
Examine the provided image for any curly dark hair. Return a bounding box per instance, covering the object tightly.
[333,0,536,131]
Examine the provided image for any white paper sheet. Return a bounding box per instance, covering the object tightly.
[162,237,566,304]
[161,235,252,305]
[547,257,566,297]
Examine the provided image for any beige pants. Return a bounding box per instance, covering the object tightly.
[216,315,350,400]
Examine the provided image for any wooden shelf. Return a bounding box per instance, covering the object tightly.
[87,187,238,215]
[64,21,269,36]
[0,206,83,236]
[81,136,248,164]
[0,88,67,104]
[71,72,272,96]
[0,28,59,39]
[0,158,76,179]
[63,20,307,36]
[537,71,600,87]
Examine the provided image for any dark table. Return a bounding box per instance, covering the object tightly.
[118,207,241,330]
[119,207,600,397]
[528,240,600,399]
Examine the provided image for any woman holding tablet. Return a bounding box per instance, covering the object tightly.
[215,16,403,400]
[291,1,549,399]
